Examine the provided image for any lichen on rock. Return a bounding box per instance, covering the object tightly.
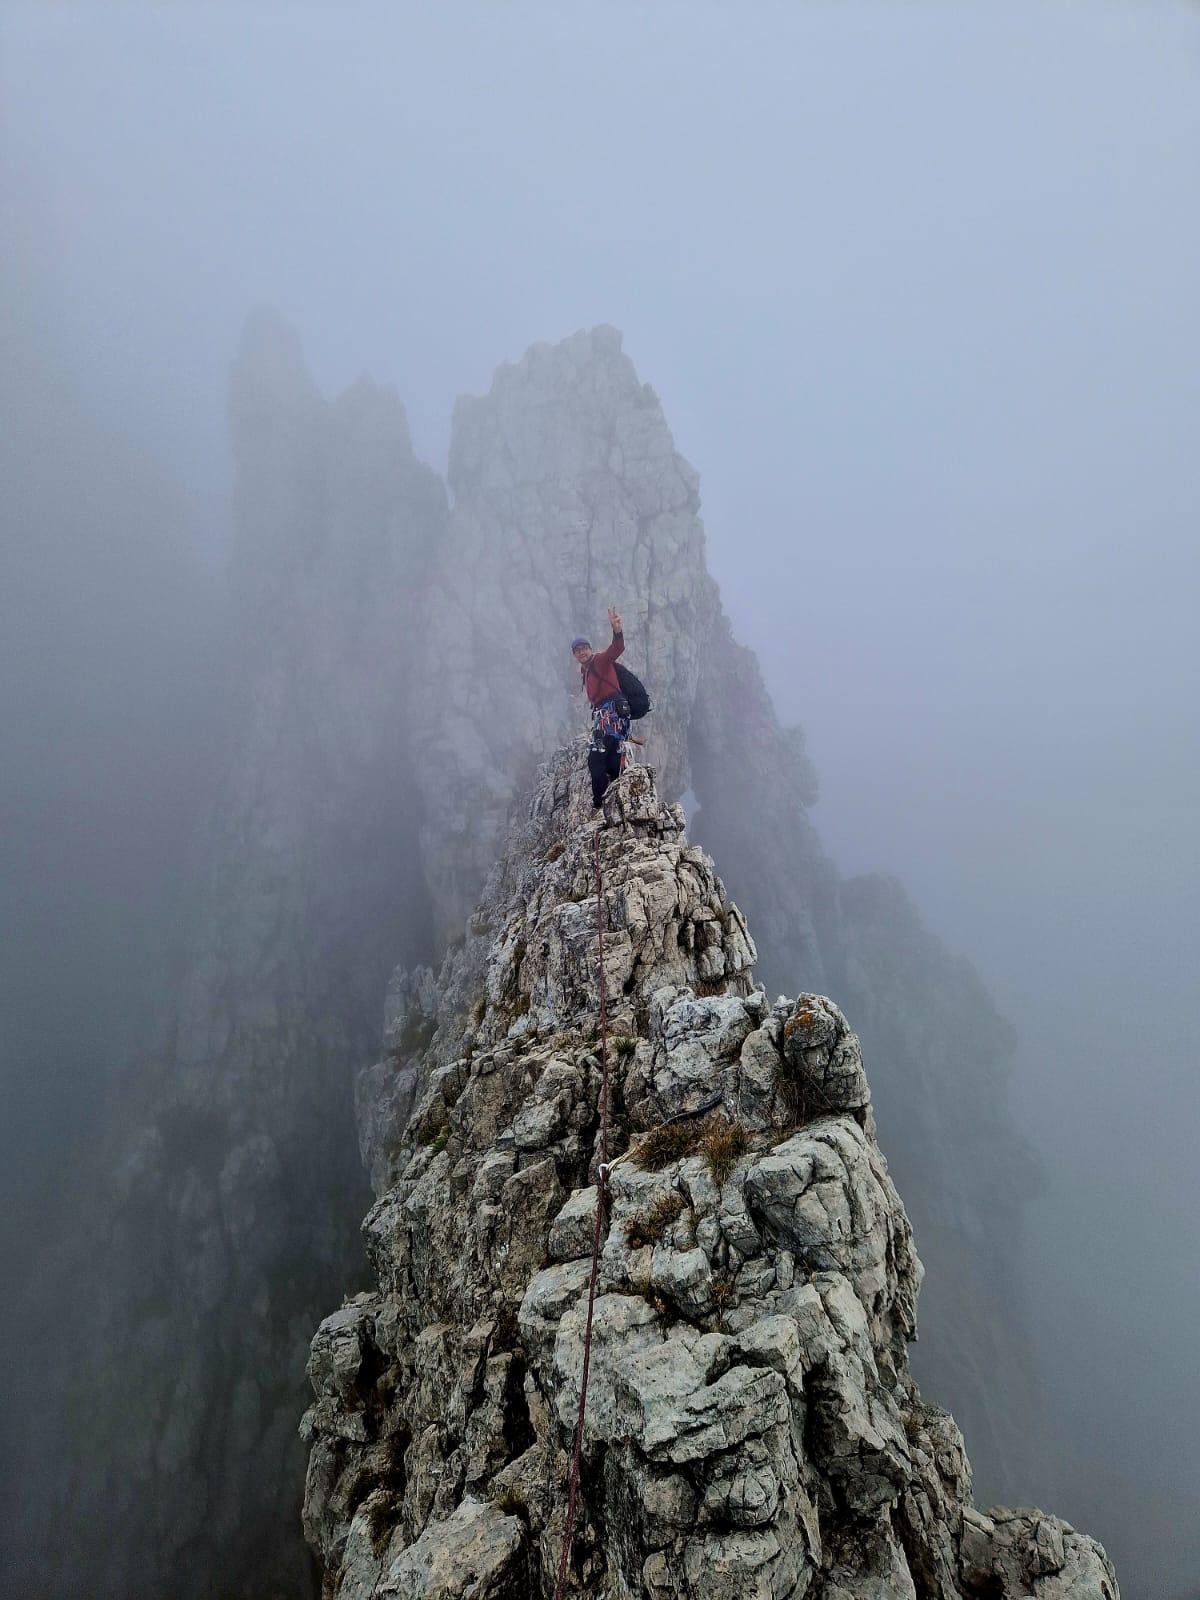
[301,749,1118,1599]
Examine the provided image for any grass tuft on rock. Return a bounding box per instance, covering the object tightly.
[710,1274,736,1314]
[416,1102,449,1147]
[630,1118,707,1171]
[700,1119,751,1184]
[492,1487,526,1517]
[629,1114,752,1185]
[775,1056,832,1127]
[628,1276,673,1320]
[625,1191,686,1249]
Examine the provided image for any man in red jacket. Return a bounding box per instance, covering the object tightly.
[572,606,629,808]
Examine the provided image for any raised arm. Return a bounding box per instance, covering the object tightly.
[594,606,625,668]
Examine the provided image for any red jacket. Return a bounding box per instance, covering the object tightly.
[581,630,625,707]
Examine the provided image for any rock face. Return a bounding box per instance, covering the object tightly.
[302,750,1117,1600]
[414,324,715,940]
[19,322,1044,1597]
[415,327,1039,1489]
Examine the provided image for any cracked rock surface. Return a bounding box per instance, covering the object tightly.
[302,750,1117,1600]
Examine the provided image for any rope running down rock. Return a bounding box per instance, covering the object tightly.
[552,826,611,1600]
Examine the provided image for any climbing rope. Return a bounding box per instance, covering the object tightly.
[552,826,611,1600]
[543,818,859,1594]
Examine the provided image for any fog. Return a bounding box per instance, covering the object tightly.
[3,4,1198,1596]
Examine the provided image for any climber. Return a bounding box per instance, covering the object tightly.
[573,607,629,808]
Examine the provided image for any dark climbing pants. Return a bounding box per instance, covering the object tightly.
[588,734,623,807]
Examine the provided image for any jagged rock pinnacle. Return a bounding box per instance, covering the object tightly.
[301,747,1118,1600]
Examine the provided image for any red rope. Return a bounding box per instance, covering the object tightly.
[552,826,610,1600]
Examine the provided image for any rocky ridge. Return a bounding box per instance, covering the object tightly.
[18,321,1047,1598]
[302,747,1116,1600]
[416,327,1039,1487]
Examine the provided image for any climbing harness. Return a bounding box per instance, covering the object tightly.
[552,828,611,1600]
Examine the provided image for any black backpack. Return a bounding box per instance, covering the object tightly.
[615,661,652,720]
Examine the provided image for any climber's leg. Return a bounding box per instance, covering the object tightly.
[589,734,622,807]
[606,735,623,785]
[588,742,608,806]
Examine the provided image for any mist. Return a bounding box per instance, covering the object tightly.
[3,4,1197,1597]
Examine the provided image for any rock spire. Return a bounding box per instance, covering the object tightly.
[415,326,1039,1487]
[302,749,1117,1600]
[16,322,1052,1597]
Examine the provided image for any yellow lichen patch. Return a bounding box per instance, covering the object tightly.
[783,1006,815,1039]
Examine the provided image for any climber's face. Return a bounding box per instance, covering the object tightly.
[573,643,594,666]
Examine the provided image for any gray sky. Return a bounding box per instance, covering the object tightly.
[4,2,1198,1589]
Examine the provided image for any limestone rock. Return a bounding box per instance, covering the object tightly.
[302,751,1117,1599]
[379,1497,525,1598]
[414,325,1044,1494]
